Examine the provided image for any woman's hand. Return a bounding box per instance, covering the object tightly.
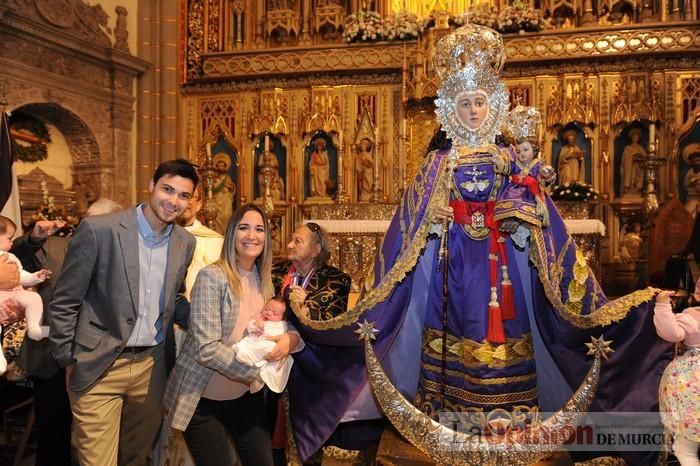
[289,285,307,310]
[433,205,454,224]
[264,332,300,363]
[656,290,673,304]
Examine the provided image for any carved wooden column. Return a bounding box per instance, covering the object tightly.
[137,0,181,201]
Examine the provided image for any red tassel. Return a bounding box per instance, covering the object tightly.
[500,281,516,320]
[487,303,506,344]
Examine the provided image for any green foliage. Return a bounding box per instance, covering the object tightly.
[10,113,51,163]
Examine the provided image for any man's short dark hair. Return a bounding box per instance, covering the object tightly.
[153,159,199,188]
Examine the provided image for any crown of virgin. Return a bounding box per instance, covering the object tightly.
[433,24,506,83]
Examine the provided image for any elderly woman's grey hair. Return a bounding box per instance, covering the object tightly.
[85,198,123,217]
[305,222,331,267]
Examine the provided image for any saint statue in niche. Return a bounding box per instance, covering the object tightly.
[620,127,646,197]
[256,138,285,201]
[355,137,374,201]
[556,128,586,184]
[211,152,236,234]
[309,138,331,198]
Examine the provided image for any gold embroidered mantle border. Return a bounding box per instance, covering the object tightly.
[505,25,700,61]
[202,42,413,78]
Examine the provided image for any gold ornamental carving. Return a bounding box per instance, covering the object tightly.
[202,43,412,77]
[304,203,396,220]
[504,26,699,61]
[266,9,300,43]
[313,5,345,38]
[188,0,205,79]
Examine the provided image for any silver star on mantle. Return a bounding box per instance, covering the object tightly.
[355,320,378,342]
[585,336,614,360]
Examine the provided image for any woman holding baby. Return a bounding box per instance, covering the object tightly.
[164,204,302,466]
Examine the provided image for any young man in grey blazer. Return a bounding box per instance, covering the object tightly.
[49,159,198,466]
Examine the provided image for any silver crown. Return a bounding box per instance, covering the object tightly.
[433,24,506,82]
[502,105,542,145]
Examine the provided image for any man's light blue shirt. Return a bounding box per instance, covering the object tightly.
[126,204,172,347]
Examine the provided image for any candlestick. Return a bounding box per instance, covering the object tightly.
[649,123,655,145]
[374,127,380,173]
[206,143,212,164]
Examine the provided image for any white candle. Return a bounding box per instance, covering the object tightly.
[374,128,379,177]
[265,134,269,152]
[649,124,655,145]
[401,119,407,138]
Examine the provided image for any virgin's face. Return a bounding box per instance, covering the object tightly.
[455,91,489,130]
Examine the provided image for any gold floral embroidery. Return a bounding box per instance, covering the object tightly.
[530,228,659,328]
[423,329,534,368]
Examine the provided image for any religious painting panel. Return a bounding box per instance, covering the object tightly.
[678,122,700,216]
[614,123,648,199]
[253,133,287,201]
[304,130,338,200]
[552,123,591,185]
[209,135,239,234]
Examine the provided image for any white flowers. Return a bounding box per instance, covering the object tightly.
[342,5,545,44]
[496,1,545,33]
[551,181,599,202]
[343,11,421,43]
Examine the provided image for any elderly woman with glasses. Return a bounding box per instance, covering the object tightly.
[269,222,352,460]
[272,222,350,321]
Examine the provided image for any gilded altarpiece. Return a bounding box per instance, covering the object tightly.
[179,0,700,294]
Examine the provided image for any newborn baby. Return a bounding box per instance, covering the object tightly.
[232,296,301,393]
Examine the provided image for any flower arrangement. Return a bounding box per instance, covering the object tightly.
[344,4,546,43]
[382,11,421,40]
[459,4,499,29]
[343,11,384,42]
[496,0,545,33]
[550,182,599,202]
[30,180,77,237]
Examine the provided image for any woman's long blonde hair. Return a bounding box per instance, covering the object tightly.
[217,204,274,301]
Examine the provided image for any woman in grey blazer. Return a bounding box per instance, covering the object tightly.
[164,204,300,466]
